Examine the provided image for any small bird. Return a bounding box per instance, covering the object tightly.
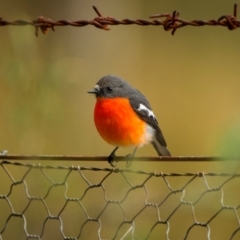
[88,75,171,166]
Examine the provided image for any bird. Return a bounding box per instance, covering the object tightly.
[88,75,171,167]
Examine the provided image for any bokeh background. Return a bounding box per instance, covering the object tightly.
[0,0,240,239]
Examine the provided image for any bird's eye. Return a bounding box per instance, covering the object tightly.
[106,86,113,92]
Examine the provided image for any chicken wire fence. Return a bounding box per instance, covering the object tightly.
[0,159,240,240]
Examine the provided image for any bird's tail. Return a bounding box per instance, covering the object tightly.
[151,138,171,156]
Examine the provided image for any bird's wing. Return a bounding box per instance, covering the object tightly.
[128,90,167,147]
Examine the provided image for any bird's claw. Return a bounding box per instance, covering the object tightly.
[108,151,133,168]
[108,153,117,167]
[125,154,132,168]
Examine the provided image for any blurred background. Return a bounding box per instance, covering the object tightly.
[0,0,240,239]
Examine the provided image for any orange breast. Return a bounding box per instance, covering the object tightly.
[94,98,146,147]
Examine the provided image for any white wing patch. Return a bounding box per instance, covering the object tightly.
[137,103,156,119]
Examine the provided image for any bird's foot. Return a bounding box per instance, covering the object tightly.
[125,154,133,168]
[108,153,117,167]
[108,147,119,167]
[125,147,137,168]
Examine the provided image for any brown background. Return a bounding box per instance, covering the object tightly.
[0,0,240,239]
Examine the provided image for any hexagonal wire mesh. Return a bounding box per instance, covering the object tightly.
[0,158,240,240]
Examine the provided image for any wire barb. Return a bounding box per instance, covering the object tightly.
[0,4,239,36]
[34,16,55,37]
[217,3,238,30]
[92,6,111,30]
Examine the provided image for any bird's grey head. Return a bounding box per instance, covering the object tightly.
[87,75,134,98]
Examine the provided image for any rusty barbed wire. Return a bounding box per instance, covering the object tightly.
[0,160,240,240]
[0,4,239,36]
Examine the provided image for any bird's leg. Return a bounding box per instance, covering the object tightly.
[108,146,119,167]
[125,147,138,167]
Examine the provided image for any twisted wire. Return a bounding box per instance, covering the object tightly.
[0,4,239,36]
[0,159,240,239]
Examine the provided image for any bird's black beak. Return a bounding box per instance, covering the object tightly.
[87,89,98,94]
[87,85,100,94]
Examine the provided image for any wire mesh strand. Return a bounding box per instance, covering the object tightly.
[0,160,240,240]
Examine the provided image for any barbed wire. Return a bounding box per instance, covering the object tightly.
[0,160,240,240]
[0,4,239,36]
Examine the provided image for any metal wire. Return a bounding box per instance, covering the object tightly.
[0,4,239,36]
[0,159,240,239]
[0,154,231,162]
[0,4,239,237]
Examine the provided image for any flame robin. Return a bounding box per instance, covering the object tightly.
[88,75,171,166]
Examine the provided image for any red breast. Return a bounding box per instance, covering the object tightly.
[94,98,147,147]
